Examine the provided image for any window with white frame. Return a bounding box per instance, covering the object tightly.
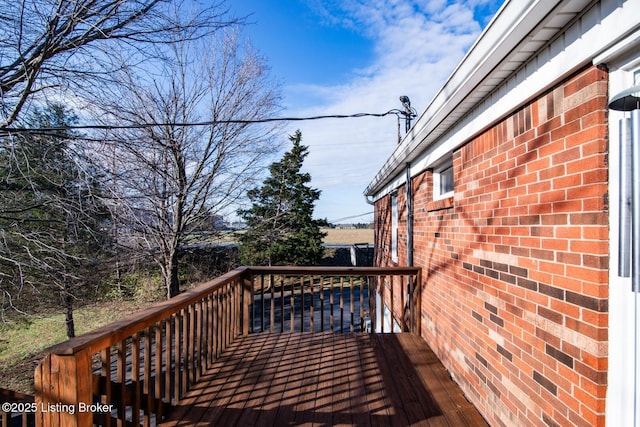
[433,155,454,200]
[391,192,398,262]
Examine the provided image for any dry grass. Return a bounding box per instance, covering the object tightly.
[0,300,149,395]
[322,228,374,245]
[209,228,375,246]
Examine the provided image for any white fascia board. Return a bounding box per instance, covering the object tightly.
[594,28,640,70]
[410,0,640,182]
[364,0,564,198]
[370,169,407,203]
[367,0,640,200]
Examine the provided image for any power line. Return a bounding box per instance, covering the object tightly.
[0,110,405,136]
[329,211,374,223]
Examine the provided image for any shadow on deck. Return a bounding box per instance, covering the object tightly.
[161,333,487,427]
[26,267,487,426]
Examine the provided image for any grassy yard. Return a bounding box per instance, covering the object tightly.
[322,228,374,245]
[207,227,374,246]
[0,300,148,394]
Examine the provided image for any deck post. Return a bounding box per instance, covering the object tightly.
[242,274,253,335]
[369,276,376,333]
[34,351,93,427]
[415,269,422,335]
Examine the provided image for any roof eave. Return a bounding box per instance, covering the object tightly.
[364,0,569,197]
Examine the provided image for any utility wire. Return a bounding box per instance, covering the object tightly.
[0,110,406,136]
[329,211,374,223]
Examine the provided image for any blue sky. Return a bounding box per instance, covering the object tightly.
[231,0,503,223]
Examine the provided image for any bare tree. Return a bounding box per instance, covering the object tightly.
[90,29,281,298]
[0,0,251,331]
[0,0,238,128]
[0,104,110,336]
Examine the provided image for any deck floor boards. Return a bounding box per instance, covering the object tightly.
[160,333,487,427]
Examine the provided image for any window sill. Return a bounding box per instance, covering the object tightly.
[426,196,454,212]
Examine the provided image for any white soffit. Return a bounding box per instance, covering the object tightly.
[364,0,599,198]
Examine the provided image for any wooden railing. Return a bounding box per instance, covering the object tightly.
[247,266,421,334]
[1,388,35,427]
[33,267,250,427]
[28,266,420,427]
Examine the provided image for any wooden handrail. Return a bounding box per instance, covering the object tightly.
[44,267,250,356]
[32,266,421,426]
[246,266,420,275]
[34,267,251,427]
[38,267,420,356]
[1,388,34,427]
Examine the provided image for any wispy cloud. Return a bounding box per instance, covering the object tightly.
[281,0,500,222]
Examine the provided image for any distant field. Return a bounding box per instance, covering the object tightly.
[201,228,374,246]
[322,228,374,245]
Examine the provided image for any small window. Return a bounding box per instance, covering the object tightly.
[434,156,454,200]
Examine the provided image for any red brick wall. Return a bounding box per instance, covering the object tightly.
[374,65,609,426]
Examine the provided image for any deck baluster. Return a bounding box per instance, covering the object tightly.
[360,276,365,331]
[350,276,355,332]
[340,277,345,331]
[380,276,385,333]
[165,318,173,406]
[310,276,315,332]
[100,348,112,427]
[280,277,285,333]
[174,312,182,404]
[330,277,335,331]
[290,277,295,333]
[270,275,275,333]
[320,276,325,331]
[155,323,163,419]
[143,327,152,427]
[117,340,126,424]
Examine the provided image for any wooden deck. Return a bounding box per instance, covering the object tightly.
[161,332,488,426]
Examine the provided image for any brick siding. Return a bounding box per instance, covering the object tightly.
[374,65,609,426]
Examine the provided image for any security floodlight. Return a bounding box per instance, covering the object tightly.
[609,85,640,111]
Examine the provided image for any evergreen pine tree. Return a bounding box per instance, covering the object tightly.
[238,130,327,266]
